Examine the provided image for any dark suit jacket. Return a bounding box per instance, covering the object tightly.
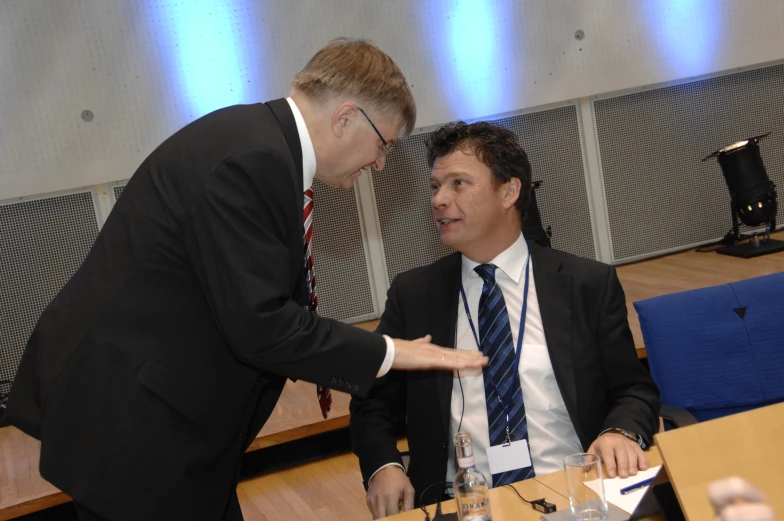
[350,244,660,505]
[8,99,386,521]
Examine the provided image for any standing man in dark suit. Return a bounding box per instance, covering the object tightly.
[6,39,487,521]
[350,121,661,519]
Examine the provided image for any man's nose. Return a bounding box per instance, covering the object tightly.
[432,188,448,209]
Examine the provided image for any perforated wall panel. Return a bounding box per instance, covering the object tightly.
[311,180,376,322]
[0,192,99,393]
[596,64,784,262]
[373,104,595,283]
[113,183,126,201]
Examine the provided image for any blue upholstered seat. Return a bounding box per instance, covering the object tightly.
[634,272,784,422]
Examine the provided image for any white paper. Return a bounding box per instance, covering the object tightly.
[486,439,532,475]
[584,465,662,514]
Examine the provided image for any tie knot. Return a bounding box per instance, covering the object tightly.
[474,264,497,283]
[304,188,314,200]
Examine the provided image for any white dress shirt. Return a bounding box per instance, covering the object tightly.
[285,97,394,377]
[446,233,582,486]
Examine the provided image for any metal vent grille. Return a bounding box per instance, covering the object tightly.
[311,180,375,322]
[0,192,99,392]
[595,64,784,262]
[113,183,126,201]
[373,104,595,283]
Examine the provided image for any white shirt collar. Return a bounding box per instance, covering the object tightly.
[286,97,317,191]
[461,233,530,284]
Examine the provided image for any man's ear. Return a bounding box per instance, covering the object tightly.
[331,102,357,138]
[503,177,522,210]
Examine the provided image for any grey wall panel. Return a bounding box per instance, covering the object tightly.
[0,192,99,393]
[495,107,595,261]
[112,183,126,201]
[371,131,453,284]
[373,104,595,284]
[596,64,784,262]
[311,180,376,322]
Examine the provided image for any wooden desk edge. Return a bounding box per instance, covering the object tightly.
[246,415,350,452]
[0,492,71,521]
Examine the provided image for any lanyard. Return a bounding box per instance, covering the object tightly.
[459,252,531,445]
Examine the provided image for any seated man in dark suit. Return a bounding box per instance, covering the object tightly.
[350,121,661,519]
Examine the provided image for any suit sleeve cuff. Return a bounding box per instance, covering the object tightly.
[376,335,395,377]
[368,462,406,484]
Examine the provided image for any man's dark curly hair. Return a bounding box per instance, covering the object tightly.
[426,121,532,224]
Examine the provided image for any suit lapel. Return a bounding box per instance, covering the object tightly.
[265,98,304,196]
[529,244,582,440]
[266,98,307,304]
[430,253,462,438]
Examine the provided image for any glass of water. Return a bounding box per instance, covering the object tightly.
[563,453,608,521]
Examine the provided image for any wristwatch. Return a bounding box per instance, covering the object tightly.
[600,427,646,449]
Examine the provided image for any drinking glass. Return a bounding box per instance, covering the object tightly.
[563,453,608,521]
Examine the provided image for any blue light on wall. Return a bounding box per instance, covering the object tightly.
[656,0,718,78]
[426,0,514,120]
[156,0,253,119]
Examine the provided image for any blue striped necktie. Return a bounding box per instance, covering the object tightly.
[475,264,535,485]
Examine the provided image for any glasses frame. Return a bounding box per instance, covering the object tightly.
[357,107,394,156]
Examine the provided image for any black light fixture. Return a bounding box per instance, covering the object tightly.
[702,133,784,258]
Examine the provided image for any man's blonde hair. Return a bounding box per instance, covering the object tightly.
[292,38,417,136]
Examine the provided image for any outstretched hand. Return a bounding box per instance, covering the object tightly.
[391,335,488,371]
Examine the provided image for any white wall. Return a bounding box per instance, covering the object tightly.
[2,0,783,200]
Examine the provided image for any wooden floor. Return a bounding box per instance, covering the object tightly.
[1,238,783,519]
[238,440,410,521]
[0,428,69,520]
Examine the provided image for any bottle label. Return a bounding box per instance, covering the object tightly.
[457,456,475,468]
[460,493,490,517]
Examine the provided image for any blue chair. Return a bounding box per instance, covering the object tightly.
[634,272,784,423]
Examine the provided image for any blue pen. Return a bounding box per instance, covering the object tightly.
[619,477,654,495]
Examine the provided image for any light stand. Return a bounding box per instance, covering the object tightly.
[702,133,784,258]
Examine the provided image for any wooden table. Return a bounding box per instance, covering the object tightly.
[654,402,784,521]
[534,446,662,499]
[380,447,663,520]
[376,475,570,521]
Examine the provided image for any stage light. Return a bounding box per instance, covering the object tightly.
[702,133,784,258]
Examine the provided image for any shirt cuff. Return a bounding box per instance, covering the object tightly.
[376,335,395,377]
[368,462,406,484]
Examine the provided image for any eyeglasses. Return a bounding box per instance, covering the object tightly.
[358,107,394,156]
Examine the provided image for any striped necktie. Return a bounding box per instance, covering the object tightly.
[304,188,332,419]
[475,263,535,485]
